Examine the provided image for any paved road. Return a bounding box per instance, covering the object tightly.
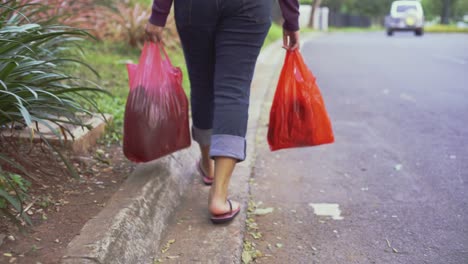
[251,32,468,264]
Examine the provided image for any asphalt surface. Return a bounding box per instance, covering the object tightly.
[251,32,468,264]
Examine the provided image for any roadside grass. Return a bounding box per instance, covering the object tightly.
[77,41,188,143]
[328,26,384,32]
[264,23,317,48]
[425,24,468,33]
[264,23,283,47]
[77,41,137,143]
[327,25,468,34]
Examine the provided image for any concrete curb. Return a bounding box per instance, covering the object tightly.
[62,145,198,264]
[2,114,112,154]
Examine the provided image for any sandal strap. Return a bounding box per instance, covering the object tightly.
[227,199,233,213]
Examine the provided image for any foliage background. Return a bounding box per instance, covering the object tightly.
[301,0,468,24]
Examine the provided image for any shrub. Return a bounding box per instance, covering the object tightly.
[102,1,181,48]
[0,170,31,225]
[9,0,181,48]
[7,0,112,36]
[0,1,107,224]
[425,24,468,33]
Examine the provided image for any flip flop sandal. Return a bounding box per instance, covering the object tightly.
[198,160,214,186]
[210,199,241,224]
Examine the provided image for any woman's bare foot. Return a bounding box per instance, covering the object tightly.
[208,157,240,217]
[209,188,240,215]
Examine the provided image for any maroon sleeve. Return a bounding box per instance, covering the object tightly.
[279,0,300,31]
[149,0,173,27]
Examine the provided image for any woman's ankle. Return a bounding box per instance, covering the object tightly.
[209,197,238,215]
[208,156,238,214]
[199,145,214,178]
[201,158,214,178]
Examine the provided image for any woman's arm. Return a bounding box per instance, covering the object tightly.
[279,0,300,50]
[148,0,174,27]
[279,0,300,32]
[146,0,173,42]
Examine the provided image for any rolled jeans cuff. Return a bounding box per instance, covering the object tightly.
[192,126,212,146]
[210,134,246,162]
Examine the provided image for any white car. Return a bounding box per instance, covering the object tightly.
[385,0,425,36]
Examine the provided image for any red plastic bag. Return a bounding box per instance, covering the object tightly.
[267,50,334,151]
[123,42,190,163]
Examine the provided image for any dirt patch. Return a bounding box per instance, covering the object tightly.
[0,141,134,264]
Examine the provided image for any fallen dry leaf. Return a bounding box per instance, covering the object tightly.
[242,250,253,264]
[161,239,176,254]
[250,232,262,239]
[253,207,274,216]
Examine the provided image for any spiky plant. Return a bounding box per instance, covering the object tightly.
[0,1,109,224]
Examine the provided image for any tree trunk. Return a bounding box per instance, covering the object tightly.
[308,0,323,28]
[441,0,452,24]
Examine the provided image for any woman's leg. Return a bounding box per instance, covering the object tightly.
[175,0,271,218]
[209,157,237,215]
[209,1,272,215]
[176,26,216,179]
[199,145,214,178]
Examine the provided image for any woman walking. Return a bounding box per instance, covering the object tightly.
[146,0,300,224]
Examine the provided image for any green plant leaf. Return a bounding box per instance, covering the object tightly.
[0,60,18,80]
[17,103,32,126]
[40,137,80,179]
[0,189,21,212]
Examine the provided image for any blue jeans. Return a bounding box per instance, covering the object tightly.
[175,0,272,161]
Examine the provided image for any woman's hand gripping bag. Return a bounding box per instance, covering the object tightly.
[124,42,190,163]
[267,50,334,151]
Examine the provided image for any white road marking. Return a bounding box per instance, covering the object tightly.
[308,203,344,220]
[456,174,464,184]
[433,55,467,65]
[400,93,416,102]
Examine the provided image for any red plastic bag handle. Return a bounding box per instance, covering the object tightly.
[159,43,172,66]
[149,41,173,68]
